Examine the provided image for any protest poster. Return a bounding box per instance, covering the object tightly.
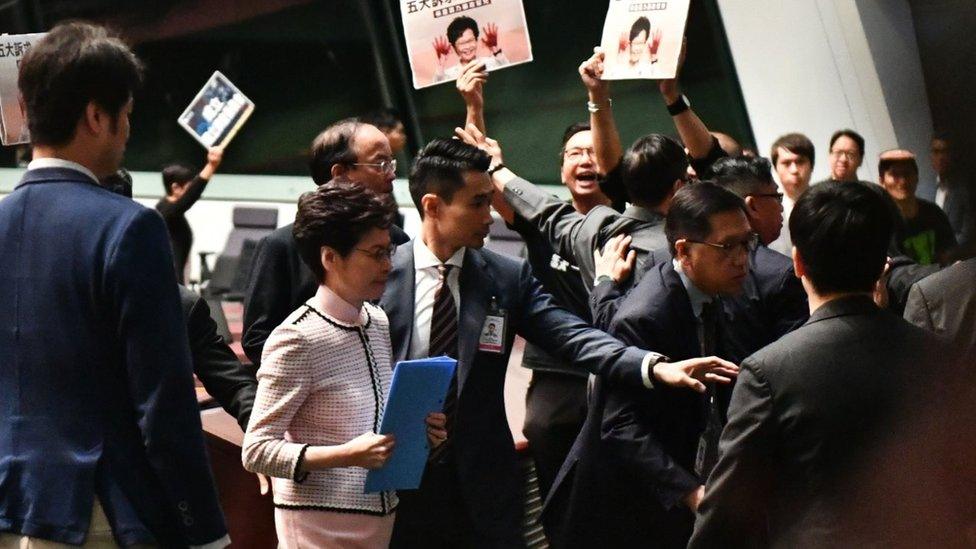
[599,0,690,80]
[0,33,46,146]
[177,71,254,149]
[400,0,533,89]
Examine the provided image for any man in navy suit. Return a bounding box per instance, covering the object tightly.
[0,23,227,547]
[544,182,752,548]
[382,140,738,547]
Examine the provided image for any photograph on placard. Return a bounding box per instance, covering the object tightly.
[599,0,689,80]
[400,0,533,89]
[177,71,255,149]
[0,33,46,146]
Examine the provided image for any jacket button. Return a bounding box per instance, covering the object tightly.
[177,501,189,511]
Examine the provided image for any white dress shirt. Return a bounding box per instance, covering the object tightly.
[936,176,948,209]
[408,238,465,360]
[27,157,98,183]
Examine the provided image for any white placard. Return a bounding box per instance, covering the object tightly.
[0,33,46,146]
[177,71,254,149]
[599,0,689,80]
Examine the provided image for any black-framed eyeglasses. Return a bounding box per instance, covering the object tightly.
[353,159,397,174]
[747,191,784,204]
[355,244,397,261]
[684,233,760,256]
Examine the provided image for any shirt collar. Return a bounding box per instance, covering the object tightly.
[27,158,99,184]
[314,284,364,325]
[672,258,715,319]
[413,237,465,271]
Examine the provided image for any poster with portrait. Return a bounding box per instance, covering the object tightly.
[0,33,46,146]
[599,0,689,80]
[177,71,254,149]
[400,0,534,89]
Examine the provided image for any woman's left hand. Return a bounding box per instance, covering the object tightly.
[426,412,448,449]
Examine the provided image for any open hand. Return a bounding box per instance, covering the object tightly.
[594,234,635,284]
[481,22,500,53]
[653,356,739,393]
[456,60,487,107]
[433,35,451,65]
[454,123,503,167]
[649,28,663,57]
[618,30,629,54]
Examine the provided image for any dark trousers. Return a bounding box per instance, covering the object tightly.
[522,371,588,498]
[391,456,524,548]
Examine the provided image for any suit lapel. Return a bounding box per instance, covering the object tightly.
[662,262,701,358]
[383,241,416,364]
[457,249,489,393]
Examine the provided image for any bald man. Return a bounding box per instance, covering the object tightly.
[879,149,956,265]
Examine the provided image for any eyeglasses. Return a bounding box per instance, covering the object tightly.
[830,150,860,161]
[353,159,397,174]
[747,191,784,204]
[355,244,397,261]
[684,233,760,256]
[564,147,596,161]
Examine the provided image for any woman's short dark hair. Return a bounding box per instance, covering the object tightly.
[293,180,397,284]
[18,22,144,147]
[447,16,479,45]
[309,118,362,185]
[790,182,892,295]
[630,17,651,41]
[408,138,491,219]
[770,133,815,168]
[829,129,865,157]
[621,133,688,208]
[161,164,195,195]
[665,181,747,256]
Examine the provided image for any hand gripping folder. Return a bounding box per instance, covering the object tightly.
[364,356,457,492]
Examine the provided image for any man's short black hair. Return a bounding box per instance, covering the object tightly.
[878,150,919,179]
[309,118,362,185]
[770,133,815,168]
[829,128,865,157]
[621,133,688,207]
[409,138,491,219]
[293,179,397,284]
[447,16,479,45]
[790,181,892,295]
[630,16,651,41]
[711,156,776,198]
[101,168,133,198]
[665,181,747,256]
[161,163,195,195]
[359,108,402,132]
[18,22,144,147]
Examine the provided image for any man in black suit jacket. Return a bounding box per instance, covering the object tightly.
[383,140,738,547]
[904,257,976,361]
[242,119,407,365]
[690,182,964,547]
[544,182,751,548]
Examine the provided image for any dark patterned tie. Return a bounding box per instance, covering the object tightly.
[428,264,458,462]
[695,299,723,478]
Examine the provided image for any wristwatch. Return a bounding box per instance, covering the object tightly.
[666,94,691,116]
[488,163,507,176]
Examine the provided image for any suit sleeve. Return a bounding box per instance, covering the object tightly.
[688,361,775,549]
[769,264,809,338]
[243,233,293,366]
[502,177,589,263]
[589,278,626,331]
[189,296,258,431]
[903,283,935,333]
[513,260,654,391]
[106,208,227,545]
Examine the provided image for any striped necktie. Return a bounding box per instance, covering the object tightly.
[428,264,458,462]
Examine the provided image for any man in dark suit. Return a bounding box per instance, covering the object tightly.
[180,286,258,431]
[690,182,964,548]
[0,23,226,546]
[904,257,976,361]
[242,120,408,366]
[383,140,738,547]
[544,182,752,548]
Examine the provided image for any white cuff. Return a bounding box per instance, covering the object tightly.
[641,353,657,389]
[191,534,231,549]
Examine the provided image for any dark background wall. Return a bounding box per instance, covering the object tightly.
[0,0,751,186]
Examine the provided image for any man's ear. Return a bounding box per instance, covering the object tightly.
[744,195,759,213]
[81,101,104,137]
[792,246,806,279]
[331,163,349,179]
[674,239,693,270]
[421,193,440,219]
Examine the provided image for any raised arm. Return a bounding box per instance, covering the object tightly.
[456,60,488,134]
[579,48,622,175]
[168,147,224,215]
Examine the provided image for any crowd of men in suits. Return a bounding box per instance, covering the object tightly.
[0,21,974,549]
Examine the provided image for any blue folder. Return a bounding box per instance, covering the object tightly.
[364,356,457,493]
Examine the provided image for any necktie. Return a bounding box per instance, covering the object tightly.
[429,264,458,462]
[695,299,723,478]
